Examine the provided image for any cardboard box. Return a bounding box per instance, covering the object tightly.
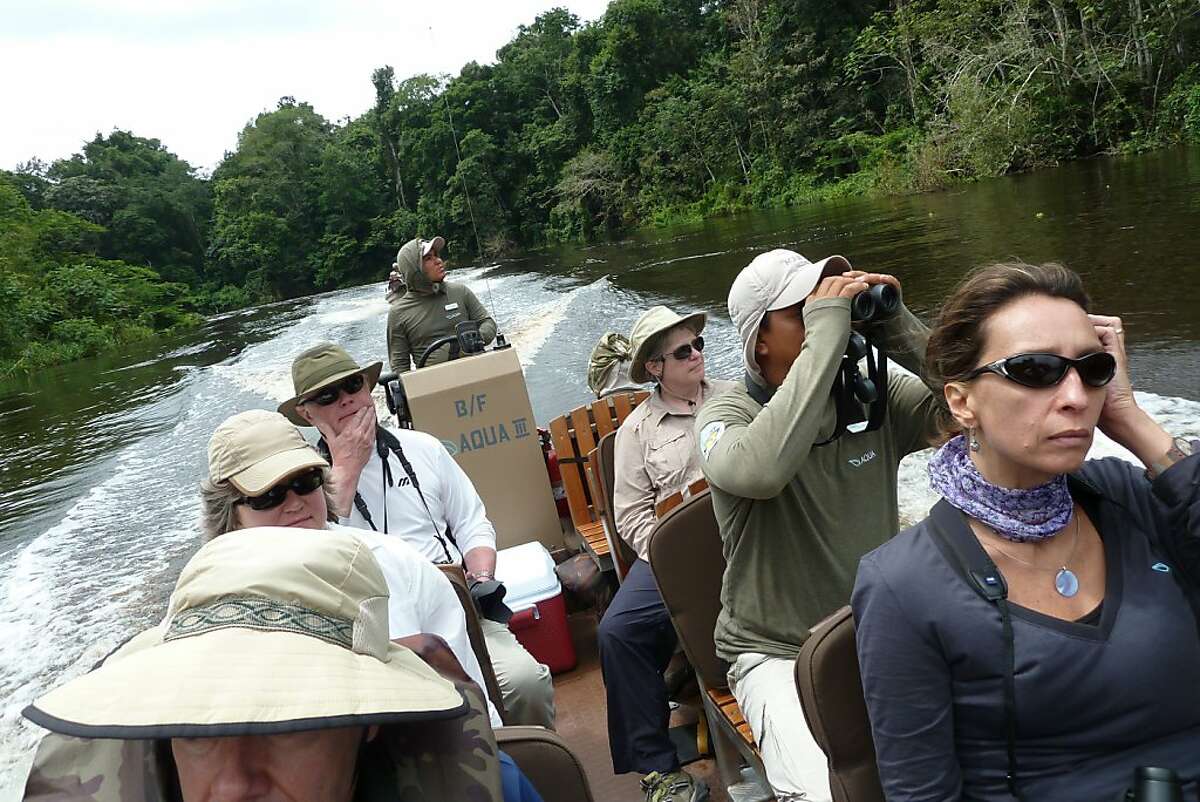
[400,348,563,550]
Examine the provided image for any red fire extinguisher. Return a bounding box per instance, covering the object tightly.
[539,428,569,518]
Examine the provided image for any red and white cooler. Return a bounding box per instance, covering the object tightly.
[496,541,577,674]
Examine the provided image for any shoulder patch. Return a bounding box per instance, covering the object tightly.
[699,421,726,460]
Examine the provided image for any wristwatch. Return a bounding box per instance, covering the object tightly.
[1146,437,1197,479]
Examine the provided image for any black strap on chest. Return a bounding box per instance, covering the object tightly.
[318,425,458,563]
[928,504,1025,802]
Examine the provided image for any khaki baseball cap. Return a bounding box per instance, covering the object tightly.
[421,236,446,257]
[728,249,851,383]
[24,527,467,738]
[278,342,382,426]
[208,409,328,495]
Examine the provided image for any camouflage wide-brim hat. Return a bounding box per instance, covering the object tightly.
[23,528,467,739]
[278,342,382,426]
[629,306,707,383]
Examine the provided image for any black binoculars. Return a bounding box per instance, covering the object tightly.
[1125,766,1184,802]
[850,283,900,322]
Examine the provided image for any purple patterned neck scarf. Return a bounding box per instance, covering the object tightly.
[928,435,1073,543]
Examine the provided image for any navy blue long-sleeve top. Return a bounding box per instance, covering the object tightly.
[852,454,1200,801]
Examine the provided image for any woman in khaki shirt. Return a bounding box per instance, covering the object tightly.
[598,305,735,802]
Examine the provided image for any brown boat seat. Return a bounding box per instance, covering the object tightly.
[496,726,596,802]
[794,606,884,802]
[547,391,648,570]
[647,489,771,793]
[437,563,509,725]
[591,430,638,582]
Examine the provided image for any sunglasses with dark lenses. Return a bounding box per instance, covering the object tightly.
[661,336,705,362]
[302,373,366,407]
[240,469,325,511]
[965,351,1116,389]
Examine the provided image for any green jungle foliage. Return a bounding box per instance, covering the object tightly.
[2,0,1198,371]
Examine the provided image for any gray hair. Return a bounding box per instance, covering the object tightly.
[198,467,337,543]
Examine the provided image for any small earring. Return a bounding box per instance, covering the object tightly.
[969,429,981,452]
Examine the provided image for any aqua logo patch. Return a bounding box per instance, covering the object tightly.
[1152,562,1171,573]
[699,421,726,460]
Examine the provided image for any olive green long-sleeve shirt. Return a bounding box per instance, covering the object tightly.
[387,283,497,373]
[387,237,496,373]
[696,298,940,660]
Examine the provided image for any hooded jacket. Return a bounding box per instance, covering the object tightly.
[387,237,497,373]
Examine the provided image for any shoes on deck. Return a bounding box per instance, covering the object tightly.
[640,770,710,802]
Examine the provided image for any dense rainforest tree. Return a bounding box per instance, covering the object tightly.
[41,131,212,285]
[3,0,1198,371]
[0,175,199,371]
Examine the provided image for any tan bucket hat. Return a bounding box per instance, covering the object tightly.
[23,526,468,739]
[629,306,707,384]
[208,409,328,495]
[729,249,851,384]
[278,342,382,426]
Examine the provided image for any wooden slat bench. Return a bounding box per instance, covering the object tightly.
[707,688,758,754]
[654,478,710,519]
[547,391,648,569]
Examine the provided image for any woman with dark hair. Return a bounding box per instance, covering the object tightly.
[852,262,1200,801]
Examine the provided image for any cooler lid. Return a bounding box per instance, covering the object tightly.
[495,541,560,609]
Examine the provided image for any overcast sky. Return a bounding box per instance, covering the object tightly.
[1,0,610,174]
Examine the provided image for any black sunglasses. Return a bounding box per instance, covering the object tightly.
[965,351,1116,389]
[659,336,705,362]
[240,469,325,511]
[301,374,366,407]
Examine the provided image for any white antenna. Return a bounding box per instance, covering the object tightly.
[429,26,506,342]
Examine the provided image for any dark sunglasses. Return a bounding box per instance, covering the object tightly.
[301,373,366,407]
[965,351,1116,389]
[659,336,705,362]
[240,469,325,511]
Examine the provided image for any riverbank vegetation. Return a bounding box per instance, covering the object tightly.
[2,0,1198,371]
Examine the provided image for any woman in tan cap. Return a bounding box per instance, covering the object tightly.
[199,409,504,728]
[598,306,737,802]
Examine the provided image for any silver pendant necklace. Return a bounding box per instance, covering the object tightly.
[984,513,1082,598]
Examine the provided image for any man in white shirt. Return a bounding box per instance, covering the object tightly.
[280,342,555,729]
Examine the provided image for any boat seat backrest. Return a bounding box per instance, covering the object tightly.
[495,726,595,802]
[594,430,637,580]
[794,606,884,802]
[437,563,508,724]
[646,488,729,689]
[546,391,648,531]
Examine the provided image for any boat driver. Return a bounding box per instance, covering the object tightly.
[387,235,497,373]
[21,526,510,802]
[280,342,556,730]
[695,250,941,801]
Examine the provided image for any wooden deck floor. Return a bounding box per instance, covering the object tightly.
[553,612,731,802]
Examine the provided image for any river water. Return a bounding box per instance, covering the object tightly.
[1,147,1198,797]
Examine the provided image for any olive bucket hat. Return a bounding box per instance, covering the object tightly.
[23,526,468,739]
[278,342,382,426]
[628,306,707,384]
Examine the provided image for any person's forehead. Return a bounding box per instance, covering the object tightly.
[660,324,697,345]
[979,295,1097,357]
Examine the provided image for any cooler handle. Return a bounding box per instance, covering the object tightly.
[507,604,541,631]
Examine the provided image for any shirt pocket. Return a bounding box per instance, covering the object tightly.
[644,429,692,492]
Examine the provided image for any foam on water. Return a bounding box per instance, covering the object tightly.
[0,440,201,797]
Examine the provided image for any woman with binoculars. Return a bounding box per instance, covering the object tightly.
[853,261,1200,801]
